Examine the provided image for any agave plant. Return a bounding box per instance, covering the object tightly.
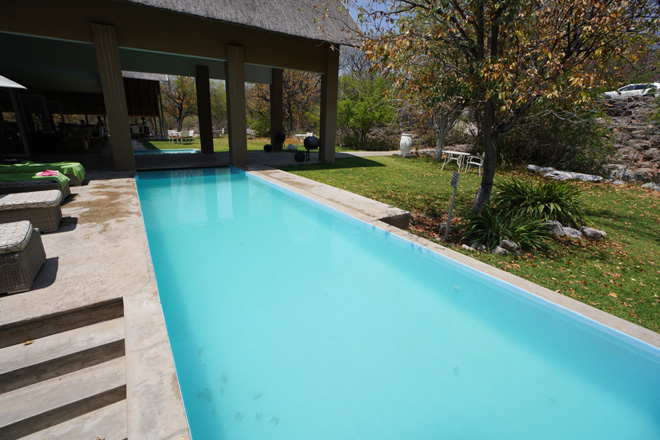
[492,178,586,227]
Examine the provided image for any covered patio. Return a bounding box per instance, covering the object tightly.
[0,1,356,438]
[1,0,355,171]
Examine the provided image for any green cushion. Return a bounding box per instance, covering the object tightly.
[0,161,85,182]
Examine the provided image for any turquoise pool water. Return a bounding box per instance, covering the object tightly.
[136,167,660,440]
[134,148,199,155]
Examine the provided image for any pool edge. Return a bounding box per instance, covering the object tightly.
[248,166,660,350]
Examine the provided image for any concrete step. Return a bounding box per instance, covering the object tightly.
[0,298,124,349]
[0,357,126,439]
[19,400,127,440]
[0,317,125,393]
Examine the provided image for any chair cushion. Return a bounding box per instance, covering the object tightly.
[0,190,62,210]
[0,220,33,255]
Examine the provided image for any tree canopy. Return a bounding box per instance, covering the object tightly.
[161,76,197,132]
[357,0,658,211]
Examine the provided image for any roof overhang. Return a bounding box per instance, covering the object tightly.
[0,31,276,95]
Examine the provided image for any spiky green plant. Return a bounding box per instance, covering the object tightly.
[462,208,551,252]
[504,215,552,252]
[492,178,586,227]
[462,208,506,250]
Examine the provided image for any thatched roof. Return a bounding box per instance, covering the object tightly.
[122,70,169,82]
[118,0,358,45]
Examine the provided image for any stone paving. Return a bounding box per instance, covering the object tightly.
[0,173,190,439]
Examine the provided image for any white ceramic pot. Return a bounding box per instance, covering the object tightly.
[400,134,413,156]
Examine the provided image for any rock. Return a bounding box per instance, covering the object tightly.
[611,180,626,186]
[543,170,603,182]
[543,220,565,236]
[500,239,518,252]
[528,165,603,182]
[563,227,583,239]
[602,95,660,182]
[632,168,655,181]
[461,244,475,251]
[527,164,556,174]
[476,243,487,251]
[491,245,509,255]
[641,182,660,191]
[580,226,607,240]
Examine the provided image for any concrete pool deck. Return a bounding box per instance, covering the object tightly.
[0,174,190,439]
[1,163,658,438]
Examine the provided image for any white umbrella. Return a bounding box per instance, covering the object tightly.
[0,75,26,89]
[0,74,29,156]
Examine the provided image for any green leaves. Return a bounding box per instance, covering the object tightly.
[492,178,586,227]
[337,74,395,148]
[462,207,551,252]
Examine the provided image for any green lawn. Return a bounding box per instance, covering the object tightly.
[142,137,364,152]
[142,138,267,152]
[282,155,660,333]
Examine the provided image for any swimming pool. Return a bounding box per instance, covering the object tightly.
[134,148,199,155]
[136,167,660,440]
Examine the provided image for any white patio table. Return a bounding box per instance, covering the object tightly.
[441,150,471,172]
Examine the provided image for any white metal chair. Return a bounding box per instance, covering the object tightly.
[181,130,195,143]
[167,130,178,143]
[466,153,484,175]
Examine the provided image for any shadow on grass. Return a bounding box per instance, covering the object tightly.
[586,208,660,246]
[280,157,386,172]
[140,140,160,150]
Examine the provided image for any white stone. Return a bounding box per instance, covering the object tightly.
[563,227,583,239]
[491,245,509,255]
[580,226,607,240]
[641,182,660,191]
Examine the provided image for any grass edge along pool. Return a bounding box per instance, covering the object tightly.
[136,167,660,440]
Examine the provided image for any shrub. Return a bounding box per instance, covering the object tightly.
[338,75,395,149]
[504,215,552,252]
[342,124,399,151]
[462,208,551,252]
[492,178,586,227]
[499,98,613,175]
[462,208,506,250]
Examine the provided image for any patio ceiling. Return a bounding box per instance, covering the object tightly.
[0,31,273,95]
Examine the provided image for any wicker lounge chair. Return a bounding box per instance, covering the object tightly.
[0,190,62,233]
[0,180,71,201]
[0,221,46,294]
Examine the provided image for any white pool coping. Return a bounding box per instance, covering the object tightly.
[249,167,660,350]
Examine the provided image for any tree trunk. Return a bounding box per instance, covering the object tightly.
[473,99,498,213]
[433,102,463,162]
[434,131,444,161]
